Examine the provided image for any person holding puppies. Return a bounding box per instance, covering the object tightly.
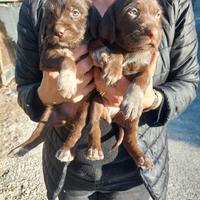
[15,0,199,199]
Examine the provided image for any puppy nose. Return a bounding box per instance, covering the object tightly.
[54,25,65,38]
[147,28,159,39]
[55,30,64,38]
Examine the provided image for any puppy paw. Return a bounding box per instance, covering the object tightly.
[120,84,144,120]
[92,47,111,68]
[136,156,153,169]
[57,69,77,99]
[103,63,122,85]
[8,146,29,158]
[55,147,74,162]
[85,147,104,160]
[144,157,154,169]
[120,98,142,120]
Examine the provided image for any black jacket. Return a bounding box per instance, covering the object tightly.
[15,0,199,199]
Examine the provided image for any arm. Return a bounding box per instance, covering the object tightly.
[153,0,199,125]
[15,0,45,122]
[94,0,199,125]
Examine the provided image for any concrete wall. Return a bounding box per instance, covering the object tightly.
[0,4,21,86]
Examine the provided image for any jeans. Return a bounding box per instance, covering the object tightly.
[43,123,152,200]
[59,184,151,200]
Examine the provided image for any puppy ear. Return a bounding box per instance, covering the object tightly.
[99,6,116,44]
[88,6,102,39]
[86,0,92,7]
[39,14,48,51]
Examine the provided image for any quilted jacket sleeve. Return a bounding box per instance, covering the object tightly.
[151,0,200,126]
[15,0,45,122]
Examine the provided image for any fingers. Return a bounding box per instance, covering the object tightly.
[76,57,93,76]
[149,51,159,76]
[71,82,95,103]
[77,70,94,86]
[73,44,88,61]
[150,51,158,65]
[94,68,105,86]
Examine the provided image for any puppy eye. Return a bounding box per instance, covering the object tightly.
[71,9,80,17]
[128,8,139,18]
[155,12,161,19]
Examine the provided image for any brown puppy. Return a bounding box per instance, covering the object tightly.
[8,0,102,162]
[90,0,163,168]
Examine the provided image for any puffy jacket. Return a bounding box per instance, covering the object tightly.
[15,0,199,199]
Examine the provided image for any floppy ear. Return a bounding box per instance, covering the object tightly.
[86,0,92,7]
[99,6,116,44]
[88,6,102,39]
[39,19,46,42]
[39,12,48,52]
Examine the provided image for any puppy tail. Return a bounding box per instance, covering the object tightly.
[111,127,124,151]
[8,106,53,158]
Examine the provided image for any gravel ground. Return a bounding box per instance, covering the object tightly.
[0,84,47,200]
[0,84,200,200]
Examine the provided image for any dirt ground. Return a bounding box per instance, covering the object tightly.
[0,83,47,200]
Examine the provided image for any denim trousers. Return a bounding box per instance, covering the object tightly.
[58,184,151,200]
[56,159,152,200]
[43,123,153,200]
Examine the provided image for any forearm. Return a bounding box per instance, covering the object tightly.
[17,82,46,122]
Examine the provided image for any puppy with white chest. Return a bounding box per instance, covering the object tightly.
[8,0,102,162]
[90,0,163,168]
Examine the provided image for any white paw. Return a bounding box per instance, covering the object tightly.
[120,84,144,120]
[57,69,77,99]
[85,147,104,160]
[55,148,74,162]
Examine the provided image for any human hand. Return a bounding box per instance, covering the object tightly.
[37,44,95,120]
[38,44,95,105]
[94,51,162,117]
[94,68,129,117]
[142,51,163,111]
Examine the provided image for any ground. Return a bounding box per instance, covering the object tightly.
[0,83,46,200]
[0,83,200,200]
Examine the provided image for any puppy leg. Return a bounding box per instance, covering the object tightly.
[89,40,109,67]
[56,102,90,162]
[123,118,153,169]
[41,48,77,99]
[113,113,153,169]
[85,99,110,160]
[8,106,53,157]
[120,67,151,120]
[57,56,77,99]
[91,44,123,85]
[101,53,124,85]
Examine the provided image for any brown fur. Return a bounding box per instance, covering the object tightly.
[8,0,103,162]
[8,0,162,169]
[89,0,163,168]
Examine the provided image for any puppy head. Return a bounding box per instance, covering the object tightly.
[41,0,92,48]
[100,0,162,52]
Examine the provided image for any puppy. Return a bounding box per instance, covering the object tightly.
[8,0,102,162]
[90,0,163,168]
